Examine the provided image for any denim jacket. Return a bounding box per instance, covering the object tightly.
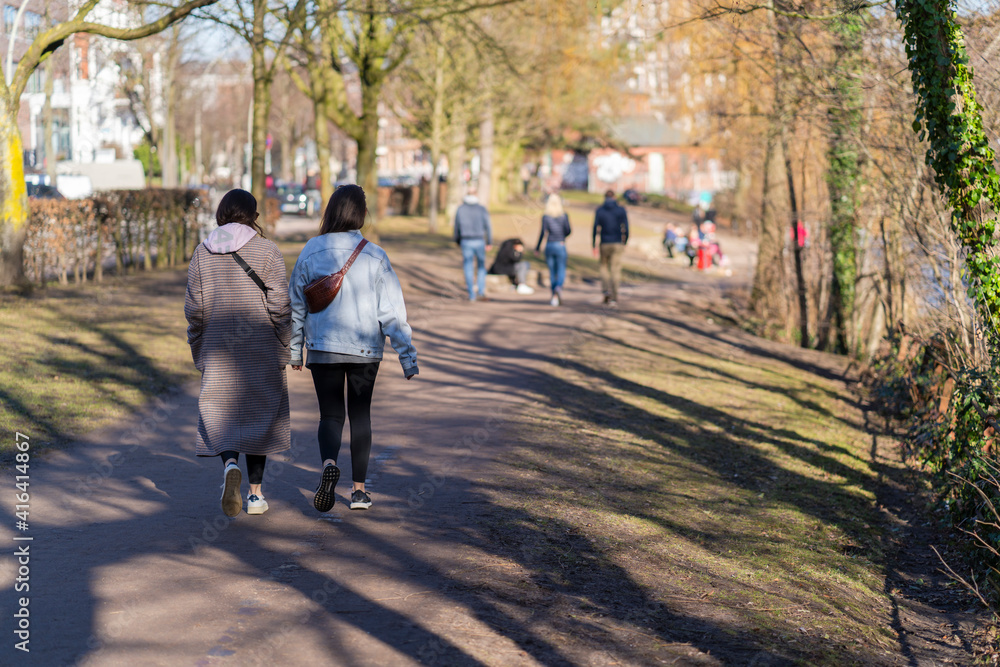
[289,230,418,376]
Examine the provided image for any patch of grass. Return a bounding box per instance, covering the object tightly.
[0,271,196,458]
[466,306,916,664]
[643,192,695,215]
[560,190,605,205]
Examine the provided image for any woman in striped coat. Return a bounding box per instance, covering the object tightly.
[185,189,292,517]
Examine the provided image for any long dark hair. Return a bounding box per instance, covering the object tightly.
[216,189,264,237]
[319,185,366,234]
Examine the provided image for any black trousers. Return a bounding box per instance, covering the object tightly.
[219,452,266,485]
[310,362,380,483]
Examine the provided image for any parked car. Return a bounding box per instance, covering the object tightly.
[623,189,643,205]
[274,185,319,216]
[26,183,65,199]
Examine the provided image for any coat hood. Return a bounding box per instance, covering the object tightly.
[203,223,258,254]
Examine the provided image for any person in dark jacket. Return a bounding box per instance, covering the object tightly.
[536,194,572,306]
[453,189,492,301]
[592,190,629,306]
[489,238,534,294]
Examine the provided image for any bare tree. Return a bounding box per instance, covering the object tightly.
[0,0,219,286]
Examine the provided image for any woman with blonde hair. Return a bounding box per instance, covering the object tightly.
[534,193,572,306]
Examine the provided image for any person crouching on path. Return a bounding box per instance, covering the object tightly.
[453,188,493,301]
[489,238,534,294]
[592,190,629,306]
[185,188,292,518]
[535,193,572,306]
[288,185,418,512]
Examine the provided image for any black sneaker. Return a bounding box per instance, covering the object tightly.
[350,489,372,510]
[313,464,340,512]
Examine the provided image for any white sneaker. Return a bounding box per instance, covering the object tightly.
[220,463,242,517]
[516,284,535,295]
[550,295,559,306]
[246,493,269,515]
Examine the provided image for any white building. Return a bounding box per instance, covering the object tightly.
[6,0,144,179]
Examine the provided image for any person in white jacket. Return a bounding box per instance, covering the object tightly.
[288,185,418,512]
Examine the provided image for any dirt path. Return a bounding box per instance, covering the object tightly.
[0,209,985,665]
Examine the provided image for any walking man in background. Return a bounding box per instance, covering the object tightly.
[454,188,493,301]
[592,190,629,306]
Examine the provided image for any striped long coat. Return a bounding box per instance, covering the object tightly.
[185,235,292,456]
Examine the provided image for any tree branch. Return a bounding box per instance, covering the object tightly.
[670,0,890,27]
[10,0,219,101]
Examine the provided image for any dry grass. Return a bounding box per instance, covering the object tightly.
[460,295,927,664]
[0,271,195,457]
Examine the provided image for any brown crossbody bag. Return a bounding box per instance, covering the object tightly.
[303,239,369,313]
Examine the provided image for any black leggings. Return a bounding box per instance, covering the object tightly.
[310,362,380,483]
[219,452,267,485]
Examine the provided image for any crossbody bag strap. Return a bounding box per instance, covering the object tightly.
[340,238,369,275]
[232,251,269,294]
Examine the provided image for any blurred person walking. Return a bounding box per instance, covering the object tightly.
[289,185,418,512]
[592,190,629,306]
[185,189,292,517]
[535,194,572,306]
[453,188,493,301]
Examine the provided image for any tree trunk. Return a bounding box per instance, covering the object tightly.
[356,89,380,237]
[820,11,863,355]
[0,101,29,286]
[781,131,809,348]
[749,127,790,338]
[445,105,468,227]
[314,103,333,211]
[250,77,271,206]
[479,101,494,207]
[194,104,203,183]
[43,57,57,184]
[95,209,103,282]
[428,43,445,233]
[162,82,177,188]
[280,131,293,184]
[249,0,271,207]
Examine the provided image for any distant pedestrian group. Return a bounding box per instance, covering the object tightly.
[465,189,630,309]
[185,186,417,518]
[663,217,728,272]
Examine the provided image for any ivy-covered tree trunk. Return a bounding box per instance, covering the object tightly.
[0,99,29,286]
[896,0,1000,342]
[821,11,863,355]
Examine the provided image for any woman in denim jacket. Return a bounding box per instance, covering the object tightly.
[289,185,418,512]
